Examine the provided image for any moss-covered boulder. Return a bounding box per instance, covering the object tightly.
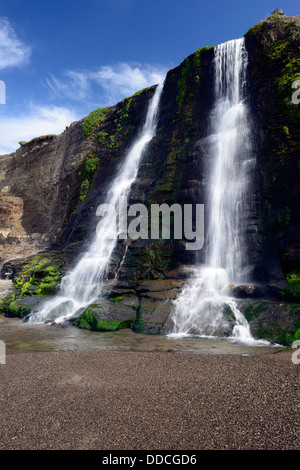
[0,294,16,315]
[240,299,300,345]
[131,278,185,334]
[72,302,135,332]
[12,256,64,297]
[5,297,46,319]
[0,252,67,318]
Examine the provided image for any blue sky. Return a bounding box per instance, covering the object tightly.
[0,0,298,154]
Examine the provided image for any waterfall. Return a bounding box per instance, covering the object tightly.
[26,79,165,324]
[170,38,257,342]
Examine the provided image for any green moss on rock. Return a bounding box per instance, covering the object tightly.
[0,294,15,315]
[245,14,300,117]
[12,255,64,299]
[77,151,100,203]
[257,321,300,346]
[83,107,110,139]
[281,272,300,301]
[95,131,108,143]
[108,295,125,303]
[7,299,31,318]
[242,300,300,345]
[132,315,145,333]
[134,243,172,280]
[73,305,133,331]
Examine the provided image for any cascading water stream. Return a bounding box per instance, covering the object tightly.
[170,38,259,343]
[26,79,165,324]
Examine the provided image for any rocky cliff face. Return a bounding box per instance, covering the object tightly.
[0,89,154,269]
[0,123,94,267]
[245,12,300,288]
[0,11,299,344]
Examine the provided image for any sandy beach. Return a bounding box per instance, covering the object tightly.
[0,349,298,450]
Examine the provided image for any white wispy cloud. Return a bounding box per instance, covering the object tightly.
[0,105,78,155]
[44,62,168,107]
[90,63,167,104]
[0,62,167,154]
[45,71,90,102]
[0,17,31,69]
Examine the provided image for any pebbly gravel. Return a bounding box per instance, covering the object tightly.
[0,350,299,450]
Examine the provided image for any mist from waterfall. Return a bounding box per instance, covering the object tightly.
[26,80,165,324]
[170,38,260,343]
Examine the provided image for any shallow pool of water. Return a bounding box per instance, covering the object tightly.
[0,316,283,356]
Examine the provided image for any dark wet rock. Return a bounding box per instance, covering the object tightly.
[227,283,272,299]
[90,297,139,323]
[67,307,87,322]
[238,299,300,345]
[165,265,199,279]
[134,297,174,335]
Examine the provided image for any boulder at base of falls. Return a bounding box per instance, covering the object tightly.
[227,284,274,299]
[71,297,139,332]
[239,299,300,345]
[71,278,186,334]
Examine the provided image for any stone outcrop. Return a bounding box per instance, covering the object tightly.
[0,125,94,267]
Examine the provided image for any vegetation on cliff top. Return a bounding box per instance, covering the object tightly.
[83,107,110,139]
[83,86,152,144]
[245,10,300,115]
[75,86,154,208]
[175,45,214,121]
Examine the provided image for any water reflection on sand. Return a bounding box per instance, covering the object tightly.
[0,316,283,356]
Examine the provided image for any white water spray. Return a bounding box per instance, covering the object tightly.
[170,38,259,343]
[27,80,165,323]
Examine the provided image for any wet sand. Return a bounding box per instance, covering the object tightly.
[0,315,284,356]
[0,348,298,450]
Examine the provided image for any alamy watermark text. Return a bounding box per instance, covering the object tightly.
[96,197,204,251]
